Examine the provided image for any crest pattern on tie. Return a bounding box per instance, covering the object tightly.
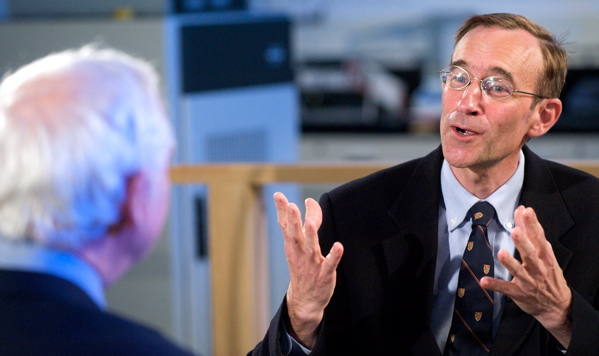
[446,201,496,355]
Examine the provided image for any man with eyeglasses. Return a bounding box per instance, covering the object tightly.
[249,13,599,356]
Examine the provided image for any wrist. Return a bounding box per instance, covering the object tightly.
[537,290,573,349]
[286,297,323,349]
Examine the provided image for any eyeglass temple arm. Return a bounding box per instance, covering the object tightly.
[512,89,546,98]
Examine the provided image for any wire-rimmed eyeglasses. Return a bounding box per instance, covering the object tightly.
[438,65,546,101]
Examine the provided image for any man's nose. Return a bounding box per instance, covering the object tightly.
[456,80,484,115]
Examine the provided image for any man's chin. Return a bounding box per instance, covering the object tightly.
[441,146,477,169]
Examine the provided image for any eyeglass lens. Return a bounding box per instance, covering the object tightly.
[440,66,514,100]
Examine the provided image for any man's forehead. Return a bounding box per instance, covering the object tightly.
[450,27,543,83]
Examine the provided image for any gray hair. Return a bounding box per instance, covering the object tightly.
[0,45,174,248]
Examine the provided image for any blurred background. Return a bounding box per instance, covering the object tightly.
[0,1,598,355]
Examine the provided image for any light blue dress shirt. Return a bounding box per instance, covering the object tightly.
[0,237,106,308]
[430,150,524,352]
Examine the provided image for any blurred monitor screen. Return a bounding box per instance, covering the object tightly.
[554,68,599,132]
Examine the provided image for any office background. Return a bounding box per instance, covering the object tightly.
[0,1,598,355]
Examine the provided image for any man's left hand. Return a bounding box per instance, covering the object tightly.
[481,205,572,348]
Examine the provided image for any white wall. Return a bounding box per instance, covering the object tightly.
[287,0,599,67]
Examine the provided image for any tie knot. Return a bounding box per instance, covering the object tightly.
[469,201,495,227]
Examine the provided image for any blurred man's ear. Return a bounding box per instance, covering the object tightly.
[106,174,139,236]
[77,171,148,286]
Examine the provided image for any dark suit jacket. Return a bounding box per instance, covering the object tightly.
[0,269,195,355]
[250,146,599,355]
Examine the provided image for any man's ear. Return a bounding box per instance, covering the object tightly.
[106,173,142,236]
[78,171,147,286]
[528,98,562,138]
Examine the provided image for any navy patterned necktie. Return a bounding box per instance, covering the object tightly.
[446,201,496,355]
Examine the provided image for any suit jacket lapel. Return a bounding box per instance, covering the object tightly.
[492,146,574,355]
[519,146,574,269]
[383,146,444,355]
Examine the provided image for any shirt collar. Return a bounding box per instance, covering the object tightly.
[0,238,106,309]
[441,150,525,233]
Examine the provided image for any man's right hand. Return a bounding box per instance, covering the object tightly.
[274,192,344,349]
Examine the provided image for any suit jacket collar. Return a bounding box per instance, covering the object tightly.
[0,269,100,310]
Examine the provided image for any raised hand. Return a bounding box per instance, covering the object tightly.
[481,206,572,348]
[274,192,344,348]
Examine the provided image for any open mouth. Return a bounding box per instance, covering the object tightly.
[455,126,474,136]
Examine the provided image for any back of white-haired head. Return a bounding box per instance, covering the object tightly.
[0,46,174,249]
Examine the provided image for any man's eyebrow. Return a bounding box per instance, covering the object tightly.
[450,59,467,67]
[489,66,514,83]
[449,60,515,83]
